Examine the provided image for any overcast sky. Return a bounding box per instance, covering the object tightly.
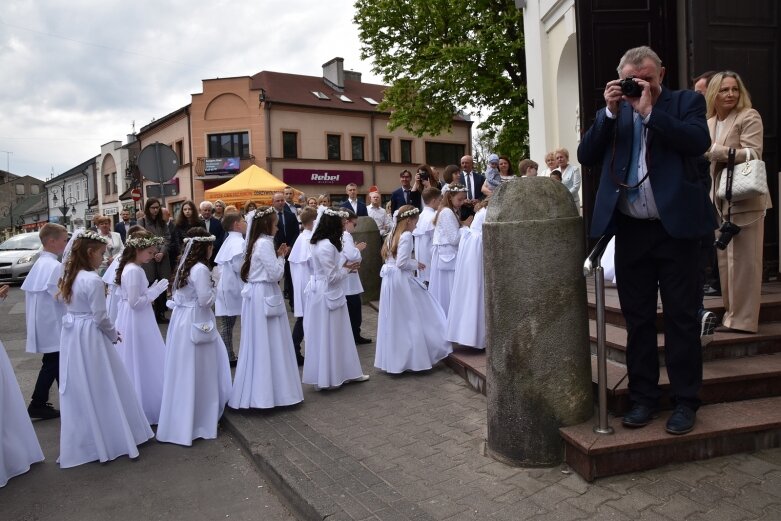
[0,1,381,181]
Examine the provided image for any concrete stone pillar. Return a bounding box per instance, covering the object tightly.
[353,216,382,304]
[484,178,592,467]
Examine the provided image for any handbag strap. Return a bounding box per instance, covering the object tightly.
[724,148,736,223]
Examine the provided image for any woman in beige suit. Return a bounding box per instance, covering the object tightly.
[704,71,769,333]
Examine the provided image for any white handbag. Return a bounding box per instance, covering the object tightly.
[717,148,768,202]
[191,321,217,345]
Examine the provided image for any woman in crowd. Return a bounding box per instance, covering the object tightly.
[540,151,557,176]
[317,194,332,207]
[137,198,172,323]
[93,215,123,276]
[306,197,318,209]
[482,155,516,195]
[243,200,257,215]
[172,201,203,264]
[412,164,441,192]
[213,200,226,221]
[441,165,460,187]
[705,71,768,334]
[556,148,581,209]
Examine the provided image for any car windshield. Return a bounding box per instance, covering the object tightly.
[0,234,42,251]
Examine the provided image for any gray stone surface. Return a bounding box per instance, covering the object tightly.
[483,178,593,466]
[353,216,383,303]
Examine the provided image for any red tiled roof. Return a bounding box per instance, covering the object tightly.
[250,71,468,122]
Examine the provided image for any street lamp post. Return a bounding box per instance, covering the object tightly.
[51,185,78,230]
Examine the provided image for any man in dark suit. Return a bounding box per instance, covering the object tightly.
[283,186,300,214]
[458,155,485,220]
[272,192,300,311]
[115,209,136,243]
[390,170,421,214]
[340,183,368,216]
[578,46,717,435]
[199,201,226,261]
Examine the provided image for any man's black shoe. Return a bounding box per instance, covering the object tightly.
[355,336,372,345]
[666,405,696,435]
[621,404,657,428]
[28,402,60,420]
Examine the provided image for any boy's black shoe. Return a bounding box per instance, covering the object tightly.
[28,402,60,420]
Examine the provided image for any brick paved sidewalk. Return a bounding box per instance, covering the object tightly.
[224,305,781,521]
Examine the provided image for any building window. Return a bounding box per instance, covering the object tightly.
[282,131,298,159]
[351,136,365,161]
[30,184,40,195]
[15,184,25,195]
[425,142,466,166]
[104,175,111,196]
[208,132,250,158]
[379,138,392,163]
[400,140,413,164]
[175,140,184,164]
[327,134,341,161]
[111,172,117,194]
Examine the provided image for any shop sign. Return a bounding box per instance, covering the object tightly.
[282,168,364,186]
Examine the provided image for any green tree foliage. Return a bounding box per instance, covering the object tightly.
[354,0,529,165]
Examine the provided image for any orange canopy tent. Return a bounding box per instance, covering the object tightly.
[204,165,299,206]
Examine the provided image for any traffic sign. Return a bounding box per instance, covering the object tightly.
[130,188,142,201]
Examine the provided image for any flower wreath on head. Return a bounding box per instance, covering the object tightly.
[252,206,276,219]
[80,230,110,244]
[183,235,217,244]
[446,183,468,193]
[126,235,164,249]
[399,207,420,220]
[324,208,350,218]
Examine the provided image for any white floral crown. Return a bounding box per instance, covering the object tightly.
[184,235,216,243]
[80,230,109,244]
[253,207,275,219]
[399,207,420,219]
[324,208,350,218]
[446,183,468,193]
[126,236,164,249]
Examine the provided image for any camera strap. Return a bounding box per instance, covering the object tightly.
[725,147,736,222]
[609,117,651,191]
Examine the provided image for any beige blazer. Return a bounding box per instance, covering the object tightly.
[706,108,771,217]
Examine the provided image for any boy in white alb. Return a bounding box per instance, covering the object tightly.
[214,213,247,365]
[342,209,371,344]
[412,187,441,286]
[21,223,68,419]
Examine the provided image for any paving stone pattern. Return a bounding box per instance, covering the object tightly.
[223,305,781,521]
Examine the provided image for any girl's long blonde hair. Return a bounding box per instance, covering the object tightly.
[382,205,418,260]
[58,236,104,304]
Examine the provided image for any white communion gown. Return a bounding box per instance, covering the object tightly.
[302,239,366,388]
[412,206,436,284]
[0,339,44,487]
[102,257,121,324]
[446,208,487,349]
[429,208,465,317]
[289,229,314,320]
[58,271,153,469]
[114,263,167,424]
[375,232,452,373]
[21,251,64,355]
[157,263,232,445]
[229,236,303,409]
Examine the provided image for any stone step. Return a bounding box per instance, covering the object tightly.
[443,346,487,395]
[591,353,781,415]
[560,395,781,481]
[589,320,781,364]
[586,280,781,330]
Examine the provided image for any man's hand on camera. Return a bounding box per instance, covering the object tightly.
[626,78,653,118]
[604,79,623,115]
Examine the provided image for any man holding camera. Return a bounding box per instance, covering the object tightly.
[578,46,717,435]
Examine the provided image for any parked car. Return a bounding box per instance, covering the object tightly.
[0,232,43,283]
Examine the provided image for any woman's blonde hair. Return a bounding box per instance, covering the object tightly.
[705,71,753,118]
[381,205,418,260]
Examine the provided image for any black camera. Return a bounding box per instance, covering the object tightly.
[714,221,741,250]
[418,171,429,181]
[620,76,643,98]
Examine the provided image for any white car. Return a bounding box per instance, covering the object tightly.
[0,232,43,283]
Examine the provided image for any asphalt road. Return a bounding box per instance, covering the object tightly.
[0,284,295,521]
